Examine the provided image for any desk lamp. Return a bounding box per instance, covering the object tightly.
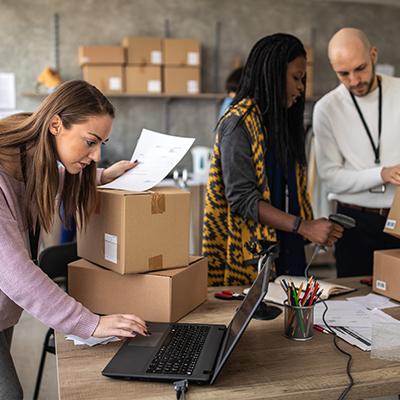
[245,240,282,320]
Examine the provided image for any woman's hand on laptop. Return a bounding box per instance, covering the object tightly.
[93,314,151,339]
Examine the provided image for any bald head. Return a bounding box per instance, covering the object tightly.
[328,28,371,62]
[327,28,378,97]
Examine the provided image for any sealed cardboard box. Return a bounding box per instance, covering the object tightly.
[77,186,190,274]
[163,38,201,66]
[82,65,124,93]
[384,186,400,238]
[122,37,163,65]
[79,46,125,66]
[373,249,400,302]
[164,66,200,94]
[125,65,162,94]
[68,256,208,322]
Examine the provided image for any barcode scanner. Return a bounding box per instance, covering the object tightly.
[304,213,356,278]
[328,213,356,229]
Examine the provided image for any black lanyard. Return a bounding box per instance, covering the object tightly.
[349,78,382,164]
[20,145,41,265]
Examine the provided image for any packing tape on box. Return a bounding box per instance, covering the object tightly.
[149,254,163,271]
[149,192,165,214]
[371,321,400,361]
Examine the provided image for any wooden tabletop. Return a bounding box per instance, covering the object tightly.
[55,276,400,400]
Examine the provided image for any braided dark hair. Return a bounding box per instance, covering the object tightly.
[232,33,307,168]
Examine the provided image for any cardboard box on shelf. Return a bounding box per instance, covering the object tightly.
[82,65,124,93]
[77,186,191,274]
[163,38,201,66]
[79,46,125,66]
[163,66,200,94]
[122,37,163,65]
[68,256,208,322]
[125,65,162,94]
[384,186,400,238]
[373,249,400,302]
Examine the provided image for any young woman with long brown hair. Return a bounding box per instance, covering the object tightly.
[0,80,150,398]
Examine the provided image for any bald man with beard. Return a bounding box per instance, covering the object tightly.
[313,28,400,278]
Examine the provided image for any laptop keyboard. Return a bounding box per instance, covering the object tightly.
[146,324,210,375]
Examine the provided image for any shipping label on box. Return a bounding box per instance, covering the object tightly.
[68,256,208,322]
[373,249,400,302]
[164,66,201,94]
[125,65,162,94]
[122,37,163,65]
[384,186,400,238]
[163,38,201,66]
[82,65,124,93]
[79,46,125,66]
[77,186,190,274]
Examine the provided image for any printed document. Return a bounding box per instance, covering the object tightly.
[100,128,195,191]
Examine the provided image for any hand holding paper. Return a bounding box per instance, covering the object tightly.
[100,128,195,192]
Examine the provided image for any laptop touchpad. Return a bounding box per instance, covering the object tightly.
[127,332,164,347]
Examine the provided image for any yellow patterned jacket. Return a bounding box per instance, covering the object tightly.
[202,98,312,286]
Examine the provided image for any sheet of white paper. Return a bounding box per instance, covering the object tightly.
[65,335,120,346]
[347,293,399,310]
[314,300,373,327]
[0,73,16,109]
[100,129,195,191]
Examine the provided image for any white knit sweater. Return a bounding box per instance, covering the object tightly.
[313,74,400,208]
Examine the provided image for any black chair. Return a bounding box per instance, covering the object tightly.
[33,241,79,400]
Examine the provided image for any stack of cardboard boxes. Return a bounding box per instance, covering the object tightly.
[163,38,201,94]
[79,46,125,94]
[68,186,209,323]
[373,186,400,302]
[79,36,201,95]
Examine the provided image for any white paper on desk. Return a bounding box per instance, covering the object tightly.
[314,301,372,327]
[0,73,16,109]
[65,335,120,346]
[346,293,399,310]
[100,128,195,192]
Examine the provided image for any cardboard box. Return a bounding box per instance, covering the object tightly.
[122,37,163,65]
[68,256,208,322]
[79,46,125,66]
[82,65,124,93]
[164,66,200,94]
[125,65,162,94]
[77,186,190,274]
[373,249,400,302]
[163,38,201,66]
[384,186,400,238]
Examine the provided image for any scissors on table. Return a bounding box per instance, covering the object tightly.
[214,291,245,300]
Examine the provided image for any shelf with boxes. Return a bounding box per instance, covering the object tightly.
[79,36,206,96]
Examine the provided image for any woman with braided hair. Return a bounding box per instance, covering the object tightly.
[203,33,343,286]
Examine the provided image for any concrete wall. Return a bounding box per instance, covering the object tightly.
[1,0,399,169]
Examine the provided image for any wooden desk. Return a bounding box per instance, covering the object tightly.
[56,277,400,399]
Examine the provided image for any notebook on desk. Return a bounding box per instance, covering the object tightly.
[102,258,271,385]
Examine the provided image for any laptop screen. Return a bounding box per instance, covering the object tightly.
[210,257,271,384]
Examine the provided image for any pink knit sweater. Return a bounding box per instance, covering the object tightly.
[0,164,100,338]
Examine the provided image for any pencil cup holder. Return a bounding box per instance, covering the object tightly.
[283,300,314,341]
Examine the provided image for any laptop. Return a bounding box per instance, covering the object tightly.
[102,256,272,385]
